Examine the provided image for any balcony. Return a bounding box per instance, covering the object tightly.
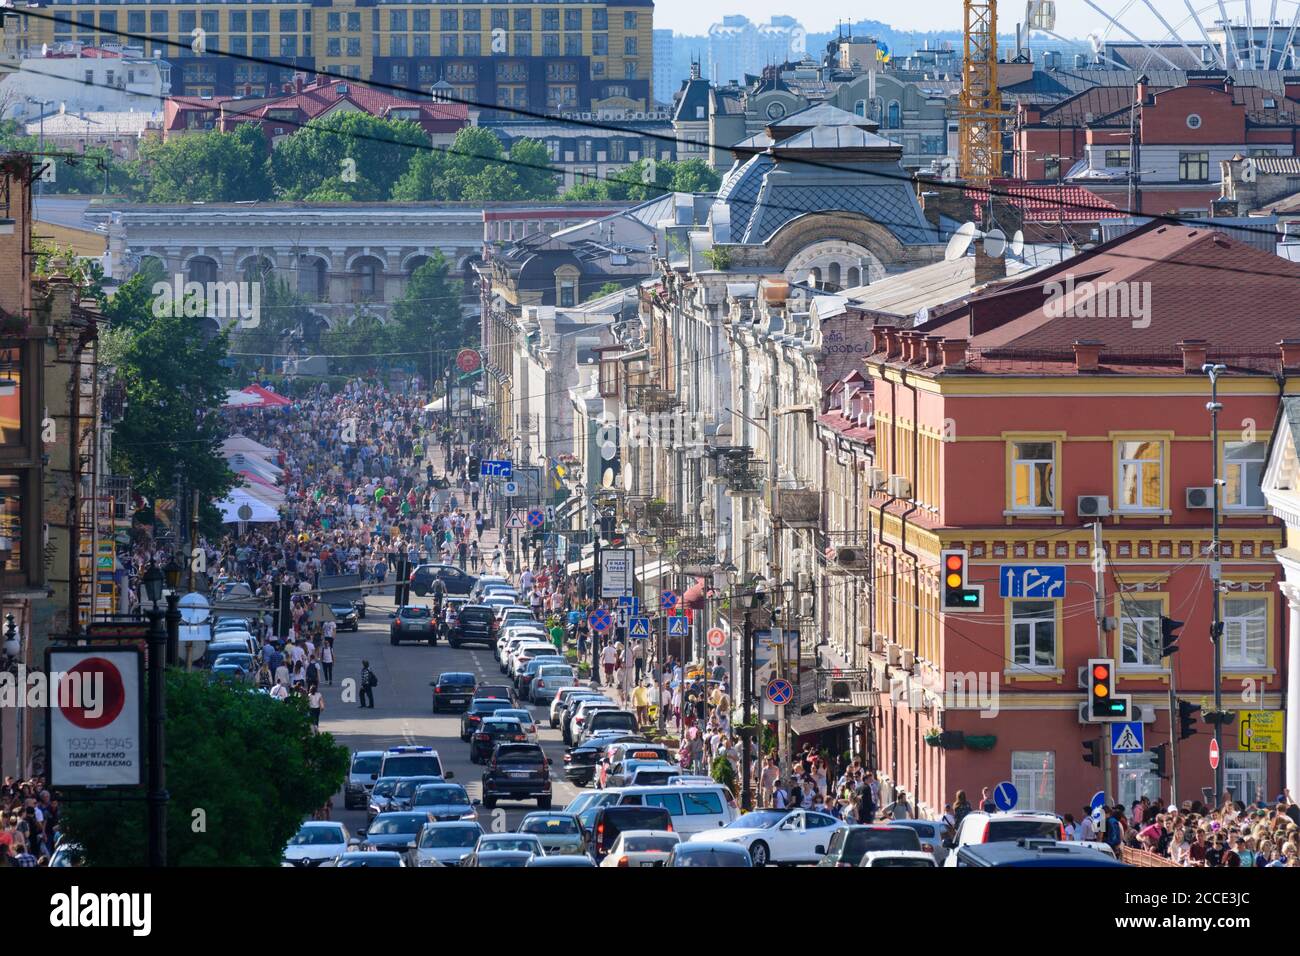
[626,382,680,412]
[813,668,878,712]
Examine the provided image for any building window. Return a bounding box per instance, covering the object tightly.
[1105,148,1131,168]
[1010,752,1055,813]
[280,10,296,32]
[0,473,26,579]
[347,12,361,32]
[544,34,560,57]
[464,34,481,56]
[464,10,481,31]
[565,35,583,56]
[389,10,407,32]
[1179,151,1210,182]
[128,11,145,33]
[625,36,638,55]
[441,35,457,56]
[1222,596,1267,669]
[1224,440,1267,509]
[625,11,638,29]
[593,9,608,30]
[1117,753,1162,810]
[1224,752,1266,805]
[1119,598,1163,667]
[280,36,298,58]
[514,35,531,56]
[327,37,341,57]
[594,34,608,56]
[514,9,531,30]
[1117,439,1163,510]
[624,60,638,79]
[252,10,269,33]
[1011,440,1055,511]
[414,35,430,57]
[1186,113,1202,129]
[1011,600,1056,668]
[492,10,508,31]
[413,10,430,31]
[579,139,593,162]
[887,100,901,126]
[543,9,559,30]
[391,63,407,84]
[441,9,458,30]
[347,38,361,57]
[565,9,582,31]
[327,12,341,32]
[610,138,625,161]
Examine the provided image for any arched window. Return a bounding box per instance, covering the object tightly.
[854,99,866,117]
[239,255,274,282]
[298,256,328,299]
[846,266,861,288]
[827,262,842,289]
[186,255,218,286]
[405,254,431,276]
[887,100,901,127]
[810,266,822,287]
[352,256,385,302]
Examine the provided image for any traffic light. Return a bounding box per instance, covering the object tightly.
[1082,739,1101,767]
[1152,743,1168,778]
[1087,658,1130,721]
[940,549,983,612]
[1178,699,1201,740]
[468,456,480,476]
[1160,616,1184,658]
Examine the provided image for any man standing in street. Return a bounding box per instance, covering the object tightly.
[600,640,618,687]
[360,659,377,709]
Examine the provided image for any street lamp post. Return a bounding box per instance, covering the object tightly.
[164,556,183,667]
[1203,362,1227,808]
[141,562,169,868]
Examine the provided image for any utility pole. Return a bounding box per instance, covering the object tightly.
[1204,362,1227,808]
[1093,520,1110,801]
[741,600,754,809]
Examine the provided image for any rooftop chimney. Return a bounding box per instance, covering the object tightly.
[1177,338,1209,374]
[939,338,968,369]
[294,73,304,94]
[883,328,901,360]
[973,241,1007,285]
[870,324,891,354]
[924,335,943,367]
[1073,339,1103,373]
[1280,339,1300,372]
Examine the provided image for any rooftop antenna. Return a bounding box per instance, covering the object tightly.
[945,221,977,260]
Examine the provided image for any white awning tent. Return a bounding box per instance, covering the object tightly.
[240,481,286,506]
[226,452,283,480]
[218,488,280,523]
[221,434,277,457]
[424,393,486,412]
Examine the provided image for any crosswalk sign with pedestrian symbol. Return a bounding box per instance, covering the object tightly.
[629,617,650,638]
[1110,721,1145,755]
[668,616,688,637]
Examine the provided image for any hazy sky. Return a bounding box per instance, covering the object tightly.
[653,0,1261,45]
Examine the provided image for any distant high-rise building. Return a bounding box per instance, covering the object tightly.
[705,15,806,86]
[653,28,674,104]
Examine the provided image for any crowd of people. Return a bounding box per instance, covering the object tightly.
[0,777,61,866]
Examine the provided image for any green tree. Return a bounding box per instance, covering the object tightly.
[390,128,557,201]
[61,671,348,866]
[506,138,559,199]
[136,124,272,203]
[388,252,467,363]
[271,113,426,201]
[0,121,136,194]
[100,271,236,524]
[225,275,320,378]
[325,309,391,375]
[711,753,738,792]
[560,158,721,202]
[585,281,623,302]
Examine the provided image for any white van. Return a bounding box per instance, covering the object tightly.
[613,784,738,836]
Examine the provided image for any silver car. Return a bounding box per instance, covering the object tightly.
[411,821,484,867]
[888,819,952,865]
[518,812,587,855]
[531,664,579,704]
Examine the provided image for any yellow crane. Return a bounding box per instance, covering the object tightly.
[958,0,1004,186]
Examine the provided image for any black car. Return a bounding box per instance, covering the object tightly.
[460,697,517,741]
[448,604,496,648]
[470,718,527,763]
[481,742,552,809]
[328,604,360,632]
[474,682,516,705]
[360,812,429,852]
[431,672,477,713]
[587,805,674,862]
[390,605,435,645]
[562,733,650,786]
[411,563,477,597]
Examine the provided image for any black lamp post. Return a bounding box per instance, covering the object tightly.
[163,555,183,668]
[141,562,168,866]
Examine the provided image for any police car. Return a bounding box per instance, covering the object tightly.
[376,745,453,781]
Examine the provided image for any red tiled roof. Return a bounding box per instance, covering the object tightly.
[817,413,873,442]
[970,180,1124,223]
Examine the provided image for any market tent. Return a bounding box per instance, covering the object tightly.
[218,488,280,523]
[424,393,486,412]
[222,434,277,457]
[222,385,292,409]
[240,482,285,506]
[226,452,283,479]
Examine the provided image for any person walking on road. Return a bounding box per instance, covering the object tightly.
[308,684,325,728]
[600,641,618,687]
[321,637,335,686]
[360,659,377,709]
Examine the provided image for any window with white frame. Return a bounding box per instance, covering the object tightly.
[1221,596,1267,668]
[1224,752,1266,806]
[1011,751,1056,813]
[1117,753,1162,809]
[1118,439,1163,510]
[1011,440,1055,510]
[1224,441,1267,509]
[1011,600,1056,668]
[1119,597,1163,667]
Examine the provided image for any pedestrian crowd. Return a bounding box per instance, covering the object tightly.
[0,777,60,866]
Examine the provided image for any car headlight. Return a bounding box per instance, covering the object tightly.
[461,810,478,820]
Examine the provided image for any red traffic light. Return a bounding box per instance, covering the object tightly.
[1092,664,1110,681]
[945,554,963,571]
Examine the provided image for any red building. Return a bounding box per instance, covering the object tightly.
[859,219,1294,818]
[163,75,470,145]
[1014,72,1300,217]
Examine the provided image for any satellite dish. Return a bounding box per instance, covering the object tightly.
[1010,230,1025,258]
[945,221,977,261]
[1088,31,1103,54]
[602,467,615,489]
[983,228,1007,258]
[916,305,930,324]
[600,440,617,460]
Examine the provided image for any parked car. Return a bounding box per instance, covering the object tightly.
[612,784,738,835]
[449,604,497,648]
[517,812,586,855]
[576,709,640,744]
[516,654,567,698]
[691,808,845,866]
[431,671,477,713]
[530,664,579,705]
[586,805,674,863]
[953,838,1129,868]
[481,742,552,809]
[942,811,1066,868]
[888,819,952,864]
[389,604,434,645]
[411,821,483,867]
[665,842,753,867]
[816,824,924,867]
[410,783,479,822]
[598,830,681,867]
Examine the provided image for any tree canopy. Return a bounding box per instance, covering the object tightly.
[562,158,721,202]
[134,124,273,203]
[269,113,429,201]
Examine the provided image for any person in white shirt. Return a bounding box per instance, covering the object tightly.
[600,642,618,686]
[1078,810,1098,842]
[269,680,289,700]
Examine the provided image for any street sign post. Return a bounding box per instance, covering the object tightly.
[998,564,1066,598]
[660,590,678,611]
[668,616,689,637]
[617,595,640,616]
[766,678,793,705]
[629,617,651,639]
[1209,738,1220,770]
[1240,710,1284,752]
[526,508,545,528]
[588,607,612,633]
[600,549,635,599]
[506,511,526,530]
[480,459,513,479]
[706,627,726,649]
[1090,790,1107,825]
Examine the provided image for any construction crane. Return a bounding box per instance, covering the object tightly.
[958,0,1004,186]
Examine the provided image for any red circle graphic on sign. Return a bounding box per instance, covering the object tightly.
[59,657,126,730]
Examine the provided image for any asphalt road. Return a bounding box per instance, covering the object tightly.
[320,593,585,838]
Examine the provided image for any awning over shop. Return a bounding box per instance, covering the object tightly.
[789,709,871,737]
[217,488,280,523]
[682,576,709,609]
[223,385,292,409]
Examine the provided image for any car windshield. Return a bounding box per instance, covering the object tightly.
[382,756,443,777]
[988,819,1062,842]
[633,771,679,785]
[414,786,469,806]
[439,674,475,685]
[622,836,678,852]
[538,666,573,676]
[420,827,481,848]
[470,700,512,715]
[674,847,750,866]
[844,829,921,855]
[521,817,579,835]
[288,826,344,846]
[393,778,442,798]
[479,837,540,852]
[369,816,423,835]
[352,755,381,775]
[401,607,431,618]
[496,747,543,764]
[338,856,400,867]
[497,711,533,723]
[482,720,523,735]
[372,779,399,797]
[729,810,786,830]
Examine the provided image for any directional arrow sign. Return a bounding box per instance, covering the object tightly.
[629,617,651,638]
[506,511,525,530]
[668,616,689,637]
[993,781,1019,811]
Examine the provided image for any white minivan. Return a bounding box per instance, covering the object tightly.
[613,784,738,836]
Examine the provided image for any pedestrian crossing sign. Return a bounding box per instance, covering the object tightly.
[1109,721,1144,755]
[629,617,650,638]
[668,616,688,637]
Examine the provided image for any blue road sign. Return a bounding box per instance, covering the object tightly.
[1090,790,1107,823]
[526,508,545,528]
[480,459,513,479]
[660,590,678,610]
[667,616,689,637]
[629,617,650,638]
[766,678,794,705]
[588,607,612,632]
[993,781,1019,811]
[998,564,1066,598]
[617,595,640,616]
[1110,721,1145,755]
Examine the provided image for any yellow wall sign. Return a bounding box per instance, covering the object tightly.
[1240,711,1284,753]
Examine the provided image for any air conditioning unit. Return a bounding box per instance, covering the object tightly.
[1186,486,1215,509]
[1077,495,1111,518]
[872,631,886,654]
[867,467,886,491]
[887,475,912,498]
[886,642,902,666]
[799,593,814,617]
[899,648,915,671]
[836,546,868,568]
